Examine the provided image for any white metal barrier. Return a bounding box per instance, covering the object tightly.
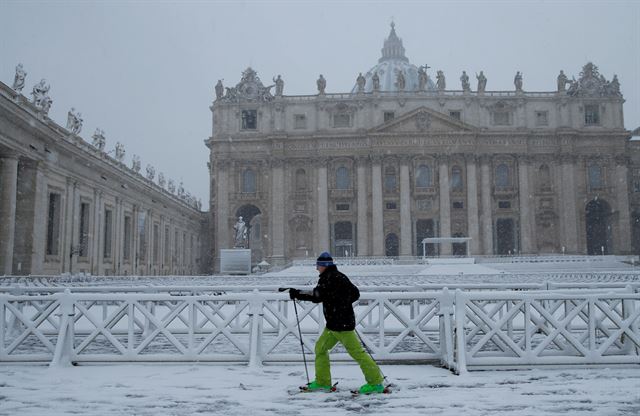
[453,290,640,374]
[2,288,638,372]
[0,290,451,367]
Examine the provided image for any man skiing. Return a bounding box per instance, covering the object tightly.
[288,252,385,394]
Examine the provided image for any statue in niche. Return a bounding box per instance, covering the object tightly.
[233,216,248,248]
[31,79,53,114]
[115,142,125,162]
[12,63,27,92]
[417,66,428,91]
[317,74,326,94]
[396,70,406,91]
[436,70,446,91]
[557,70,568,92]
[273,75,284,96]
[460,71,470,92]
[131,155,141,173]
[356,72,366,93]
[476,71,487,93]
[372,71,380,92]
[146,164,155,181]
[215,80,224,100]
[158,172,166,188]
[92,128,106,151]
[168,179,176,193]
[514,71,523,92]
[66,108,83,135]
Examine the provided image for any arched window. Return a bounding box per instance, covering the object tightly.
[295,168,307,191]
[588,164,604,190]
[336,166,350,189]
[451,166,463,191]
[242,168,256,193]
[495,163,510,187]
[416,164,432,188]
[384,166,397,192]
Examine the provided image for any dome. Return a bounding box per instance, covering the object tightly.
[351,23,436,93]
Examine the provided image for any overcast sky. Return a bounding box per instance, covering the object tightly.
[1,0,639,210]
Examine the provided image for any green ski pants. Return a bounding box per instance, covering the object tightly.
[314,328,383,386]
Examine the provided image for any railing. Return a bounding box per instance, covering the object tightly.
[2,288,638,372]
[0,290,450,367]
[453,290,640,373]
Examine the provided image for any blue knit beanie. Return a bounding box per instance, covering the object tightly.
[316,252,334,267]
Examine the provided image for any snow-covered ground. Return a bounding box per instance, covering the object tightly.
[2,258,639,415]
[1,363,639,415]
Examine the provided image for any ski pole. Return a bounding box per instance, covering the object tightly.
[279,288,310,385]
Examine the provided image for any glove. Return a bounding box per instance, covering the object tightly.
[289,289,300,300]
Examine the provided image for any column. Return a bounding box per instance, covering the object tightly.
[356,157,369,256]
[30,162,47,274]
[518,156,534,253]
[480,155,494,254]
[0,155,19,274]
[559,155,578,252]
[317,159,329,251]
[465,155,481,256]
[615,156,632,253]
[93,189,102,275]
[371,156,384,256]
[438,156,452,255]
[399,159,412,256]
[216,160,230,252]
[271,159,285,263]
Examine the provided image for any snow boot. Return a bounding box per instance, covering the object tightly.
[300,380,334,392]
[358,383,385,394]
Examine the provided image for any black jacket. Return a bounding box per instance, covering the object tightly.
[296,265,360,331]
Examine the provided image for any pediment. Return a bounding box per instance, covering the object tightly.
[373,107,476,133]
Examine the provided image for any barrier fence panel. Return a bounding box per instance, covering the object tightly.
[2,289,639,372]
[453,290,640,373]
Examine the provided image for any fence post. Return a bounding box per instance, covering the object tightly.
[50,289,75,367]
[7,286,24,338]
[438,287,454,369]
[247,289,264,367]
[454,289,467,375]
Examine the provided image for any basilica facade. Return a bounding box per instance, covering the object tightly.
[207,25,634,271]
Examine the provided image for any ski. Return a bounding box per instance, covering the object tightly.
[350,385,393,396]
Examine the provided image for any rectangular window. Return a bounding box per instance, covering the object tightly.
[333,113,350,128]
[164,226,170,265]
[123,216,132,261]
[584,104,600,125]
[449,110,461,121]
[498,200,511,209]
[153,223,160,265]
[336,203,350,211]
[633,169,640,192]
[78,202,90,257]
[385,201,397,210]
[493,111,510,126]
[452,201,464,209]
[241,109,257,130]
[383,111,395,123]
[103,209,113,259]
[535,111,548,126]
[294,114,307,129]
[138,211,147,262]
[46,193,61,256]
